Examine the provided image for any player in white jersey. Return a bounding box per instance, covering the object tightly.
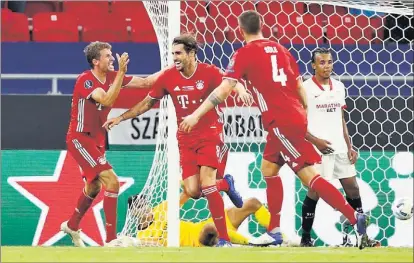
[300,48,379,247]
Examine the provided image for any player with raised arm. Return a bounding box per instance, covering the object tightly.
[299,48,379,247]
[61,41,160,247]
[103,34,253,247]
[180,11,370,250]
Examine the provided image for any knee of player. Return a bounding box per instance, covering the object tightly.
[245,197,262,211]
[199,223,218,247]
[185,186,202,199]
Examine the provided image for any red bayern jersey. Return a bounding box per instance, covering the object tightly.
[224,39,306,130]
[67,70,132,146]
[148,63,223,138]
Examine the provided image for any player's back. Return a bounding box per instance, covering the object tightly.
[230,39,306,130]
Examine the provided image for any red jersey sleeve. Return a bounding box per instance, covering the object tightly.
[224,49,248,81]
[122,75,133,87]
[107,71,133,87]
[76,74,101,99]
[148,69,169,99]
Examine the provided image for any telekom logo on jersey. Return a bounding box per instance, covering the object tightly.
[177,95,189,109]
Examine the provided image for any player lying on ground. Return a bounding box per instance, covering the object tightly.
[103,33,253,247]
[127,188,275,247]
[180,11,370,250]
[61,41,163,247]
[299,47,380,248]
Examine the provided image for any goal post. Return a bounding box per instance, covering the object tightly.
[121,0,413,248]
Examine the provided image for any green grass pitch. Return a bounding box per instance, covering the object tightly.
[2,246,413,262]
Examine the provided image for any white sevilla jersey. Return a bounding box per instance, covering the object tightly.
[303,76,348,154]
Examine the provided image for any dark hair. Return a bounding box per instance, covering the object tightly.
[83,41,112,68]
[238,10,262,35]
[199,224,218,246]
[311,47,331,63]
[172,33,198,54]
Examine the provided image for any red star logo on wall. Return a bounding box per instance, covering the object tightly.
[7,151,134,246]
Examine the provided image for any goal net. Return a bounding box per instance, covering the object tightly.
[120,0,413,247]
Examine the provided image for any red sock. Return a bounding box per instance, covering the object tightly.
[68,189,94,231]
[201,185,230,241]
[264,175,283,232]
[216,179,229,192]
[103,190,119,243]
[310,175,357,225]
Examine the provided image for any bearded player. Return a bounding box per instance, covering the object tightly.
[103,34,253,247]
[300,48,379,247]
[61,41,162,247]
[180,11,370,250]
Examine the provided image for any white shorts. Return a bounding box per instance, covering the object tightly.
[314,153,356,181]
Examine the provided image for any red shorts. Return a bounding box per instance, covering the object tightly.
[179,131,228,180]
[263,125,321,173]
[66,133,112,183]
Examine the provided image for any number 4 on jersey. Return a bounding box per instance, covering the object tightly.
[271,55,287,86]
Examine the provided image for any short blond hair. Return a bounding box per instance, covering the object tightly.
[83,41,112,68]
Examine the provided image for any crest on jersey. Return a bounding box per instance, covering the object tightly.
[196,80,204,90]
[97,155,107,165]
[84,80,93,89]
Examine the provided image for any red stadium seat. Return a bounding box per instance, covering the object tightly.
[326,14,367,44]
[257,1,304,16]
[181,1,208,34]
[1,9,30,42]
[110,1,147,17]
[110,1,156,43]
[370,16,384,43]
[25,1,59,18]
[277,14,324,44]
[181,1,208,21]
[81,14,129,42]
[64,1,109,15]
[32,12,79,42]
[322,5,348,15]
[129,17,157,43]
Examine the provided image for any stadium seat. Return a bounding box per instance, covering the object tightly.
[81,14,129,42]
[257,1,304,17]
[1,9,30,42]
[370,16,385,43]
[129,17,157,43]
[25,1,59,18]
[277,14,324,44]
[110,1,156,43]
[110,1,146,17]
[32,12,79,42]
[181,1,208,21]
[64,1,109,15]
[326,14,369,44]
[181,1,208,35]
[208,1,255,43]
[322,4,348,15]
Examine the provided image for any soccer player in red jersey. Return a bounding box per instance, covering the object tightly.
[103,34,252,247]
[180,11,369,250]
[61,41,160,247]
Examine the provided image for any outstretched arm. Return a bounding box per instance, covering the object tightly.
[179,78,237,132]
[124,66,171,89]
[102,95,158,130]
